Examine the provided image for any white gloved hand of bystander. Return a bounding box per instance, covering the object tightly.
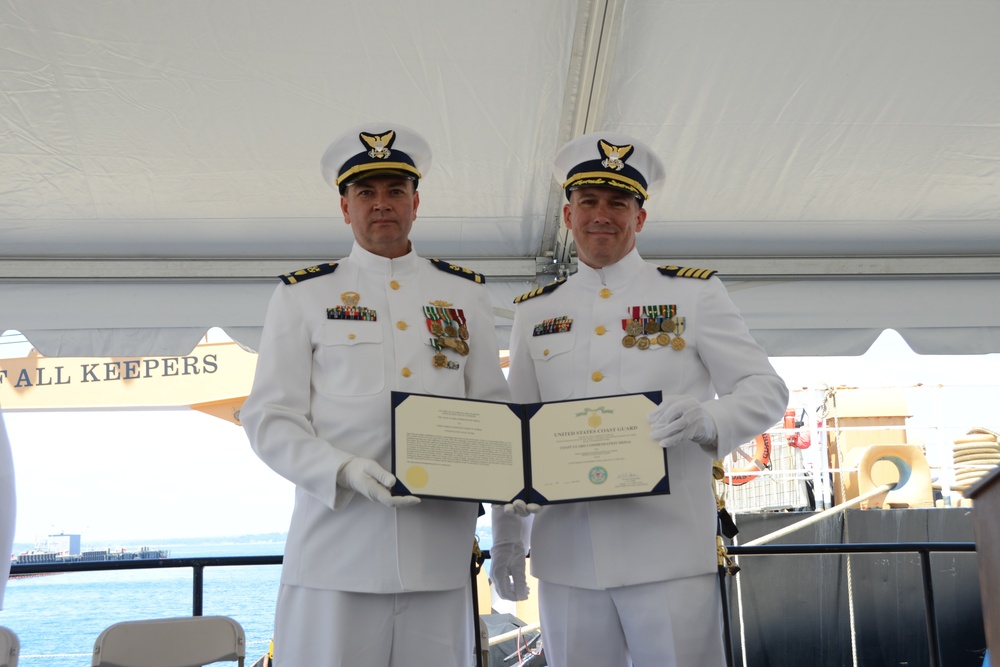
[648,395,718,449]
[503,499,541,517]
[336,457,420,508]
[490,541,529,601]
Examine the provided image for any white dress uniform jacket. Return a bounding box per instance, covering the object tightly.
[243,243,511,593]
[507,249,788,589]
[0,410,14,608]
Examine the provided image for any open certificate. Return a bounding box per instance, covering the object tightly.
[390,391,668,504]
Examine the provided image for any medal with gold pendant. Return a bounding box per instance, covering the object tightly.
[429,338,451,369]
[654,305,677,332]
[670,316,687,350]
[437,335,470,357]
[424,305,445,336]
[622,315,640,347]
[454,308,470,340]
[441,305,459,337]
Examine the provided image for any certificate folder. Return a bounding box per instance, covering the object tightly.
[391,390,668,505]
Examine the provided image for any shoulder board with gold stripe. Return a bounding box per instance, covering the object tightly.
[514,279,566,304]
[279,262,339,285]
[429,259,486,283]
[657,265,717,280]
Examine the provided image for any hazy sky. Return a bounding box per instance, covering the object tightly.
[4,330,1000,546]
[5,408,293,544]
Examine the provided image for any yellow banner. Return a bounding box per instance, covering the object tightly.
[0,342,257,412]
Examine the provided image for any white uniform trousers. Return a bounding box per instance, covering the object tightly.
[272,584,473,667]
[538,573,726,667]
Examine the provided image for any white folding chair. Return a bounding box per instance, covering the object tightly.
[0,626,18,667]
[91,615,245,667]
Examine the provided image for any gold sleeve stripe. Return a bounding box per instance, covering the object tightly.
[514,279,566,303]
[657,265,718,280]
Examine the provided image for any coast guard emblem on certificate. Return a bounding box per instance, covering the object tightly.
[589,466,608,485]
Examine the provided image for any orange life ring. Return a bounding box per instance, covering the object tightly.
[725,433,772,486]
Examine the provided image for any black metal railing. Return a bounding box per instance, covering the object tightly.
[10,541,980,667]
[726,541,978,667]
[10,555,283,616]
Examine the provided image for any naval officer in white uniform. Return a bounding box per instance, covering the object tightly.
[242,123,510,667]
[0,409,14,608]
[490,132,789,667]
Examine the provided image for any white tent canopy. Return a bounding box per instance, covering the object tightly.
[2,0,999,357]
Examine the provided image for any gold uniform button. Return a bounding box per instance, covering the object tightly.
[390,280,400,290]
[347,333,356,340]
[543,349,550,356]
[592,371,603,382]
[599,288,611,299]
[595,326,607,336]
[401,367,412,378]
[396,321,408,330]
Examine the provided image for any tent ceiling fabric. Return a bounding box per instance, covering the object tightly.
[2,0,999,357]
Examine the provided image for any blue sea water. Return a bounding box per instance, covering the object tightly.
[2,540,284,666]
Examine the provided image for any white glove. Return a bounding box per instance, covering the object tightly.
[503,499,541,517]
[648,395,718,449]
[490,541,529,601]
[336,458,420,508]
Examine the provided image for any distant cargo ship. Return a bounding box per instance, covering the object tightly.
[10,533,169,576]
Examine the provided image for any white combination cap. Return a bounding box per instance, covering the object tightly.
[321,122,432,191]
[552,130,666,205]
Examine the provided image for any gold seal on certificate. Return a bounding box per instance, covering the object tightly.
[405,466,429,489]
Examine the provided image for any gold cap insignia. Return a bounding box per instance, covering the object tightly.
[599,140,633,172]
[360,131,395,160]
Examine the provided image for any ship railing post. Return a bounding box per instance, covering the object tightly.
[919,547,942,667]
[193,564,205,616]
